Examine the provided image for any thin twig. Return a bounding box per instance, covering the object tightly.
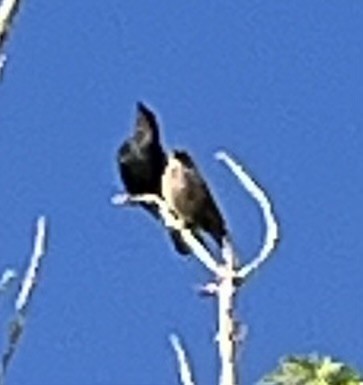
[1,216,48,382]
[0,0,21,46]
[215,151,279,281]
[170,334,196,385]
[16,216,47,312]
[0,0,23,75]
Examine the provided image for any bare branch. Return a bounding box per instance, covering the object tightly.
[170,334,196,385]
[16,216,48,312]
[0,313,24,384]
[112,193,221,275]
[1,216,48,382]
[114,150,280,385]
[215,151,279,281]
[216,269,238,385]
[0,0,23,75]
[0,0,21,46]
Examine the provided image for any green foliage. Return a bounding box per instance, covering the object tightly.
[259,355,362,385]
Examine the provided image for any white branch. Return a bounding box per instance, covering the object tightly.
[112,193,221,275]
[15,216,47,312]
[170,334,196,385]
[114,150,280,385]
[216,151,279,281]
[0,0,23,75]
[216,273,238,385]
[1,216,48,382]
[221,236,236,270]
[0,0,21,44]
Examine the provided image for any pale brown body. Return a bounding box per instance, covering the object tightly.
[162,150,227,247]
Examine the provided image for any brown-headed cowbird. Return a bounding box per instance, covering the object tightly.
[117,103,189,255]
[161,150,228,248]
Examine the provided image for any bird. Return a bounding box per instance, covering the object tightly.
[117,102,166,198]
[161,150,228,248]
[117,102,190,255]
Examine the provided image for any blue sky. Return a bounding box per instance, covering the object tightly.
[1,1,362,384]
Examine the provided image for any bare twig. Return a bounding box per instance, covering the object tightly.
[215,150,279,385]
[0,313,24,384]
[1,216,48,383]
[16,216,47,312]
[216,151,279,281]
[170,334,196,385]
[0,0,21,47]
[0,0,23,75]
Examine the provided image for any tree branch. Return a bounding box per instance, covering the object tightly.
[216,269,238,385]
[16,216,48,312]
[170,334,196,385]
[113,150,279,385]
[215,151,279,282]
[112,193,221,275]
[214,150,280,385]
[0,0,23,76]
[1,216,48,383]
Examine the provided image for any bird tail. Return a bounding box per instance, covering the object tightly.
[169,229,191,255]
[168,229,212,257]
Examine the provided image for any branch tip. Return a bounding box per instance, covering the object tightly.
[216,150,279,281]
[170,333,196,385]
[15,215,48,312]
[197,282,219,297]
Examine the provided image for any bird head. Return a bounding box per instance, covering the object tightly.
[171,150,196,169]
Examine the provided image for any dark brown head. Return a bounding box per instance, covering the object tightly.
[172,150,196,169]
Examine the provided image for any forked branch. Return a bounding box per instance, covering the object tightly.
[216,151,279,281]
[1,216,48,383]
[113,150,279,385]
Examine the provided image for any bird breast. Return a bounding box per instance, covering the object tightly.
[162,160,203,225]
